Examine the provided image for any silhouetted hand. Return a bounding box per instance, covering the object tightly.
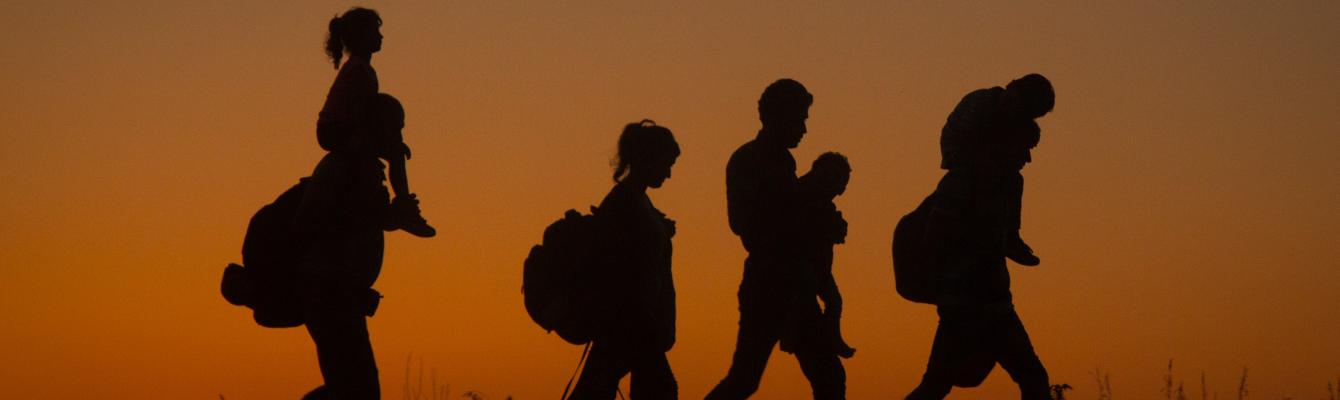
[831,211,848,244]
[663,217,676,237]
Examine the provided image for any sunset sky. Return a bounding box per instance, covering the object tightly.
[2,1,1338,399]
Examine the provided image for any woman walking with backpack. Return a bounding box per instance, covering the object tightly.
[569,120,682,400]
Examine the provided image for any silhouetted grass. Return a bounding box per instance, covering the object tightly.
[402,354,449,400]
[400,354,512,400]
[1080,361,1339,400]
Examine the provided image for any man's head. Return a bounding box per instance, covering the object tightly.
[758,79,813,149]
[1003,73,1054,120]
[373,93,405,133]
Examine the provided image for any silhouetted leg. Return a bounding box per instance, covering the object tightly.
[704,305,782,400]
[629,351,677,400]
[795,349,845,400]
[570,341,630,400]
[301,386,328,399]
[905,312,969,400]
[991,308,1049,400]
[306,312,379,400]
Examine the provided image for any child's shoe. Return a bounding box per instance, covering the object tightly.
[392,194,437,238]
[833,337,856,359]
[1006,232,1040,266]
[825,314,856,358]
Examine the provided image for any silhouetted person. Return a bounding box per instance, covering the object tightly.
[706,79,846,400]
[317,6,435,238]
[938,75,1050,267]
[296,93,419,400]
[905,73,1055,400]
[791,152,855,359]
[569,120,681,400]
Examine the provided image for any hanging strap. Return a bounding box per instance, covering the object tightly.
[560,342,592,400]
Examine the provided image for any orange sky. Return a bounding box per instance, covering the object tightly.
[2,1,1338,399]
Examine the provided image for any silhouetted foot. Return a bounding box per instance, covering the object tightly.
[835,343,856,359]
[830,331,856,358]
[392,194,436,238]
[1007,236,1040,266]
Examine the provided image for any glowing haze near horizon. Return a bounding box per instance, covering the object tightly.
[2,1,1338,398]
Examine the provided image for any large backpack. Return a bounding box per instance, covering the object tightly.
[893,192,999,387]
[220,178,310,328]
[892,193,939,304]
[522,207,604,345]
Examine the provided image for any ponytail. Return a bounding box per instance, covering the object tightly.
[325,15,344,69]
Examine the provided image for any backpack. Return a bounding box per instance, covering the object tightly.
[522,207,603,345]
[892,193,939,304]
[220,178,310,328]
[893,192,1002,387]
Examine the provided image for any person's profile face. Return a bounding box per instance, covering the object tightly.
[644,152,678,189]
[775,106,809,149]
[350,24,383,54]
[372,26,383,53]
[366,25,383,53]
[817,168,848,198]
[830,171,849,197]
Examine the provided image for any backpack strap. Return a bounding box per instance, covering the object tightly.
[560,342,591,400]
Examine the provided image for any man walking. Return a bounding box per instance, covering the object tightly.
[906,73,1055,400]
[706,79,846,400]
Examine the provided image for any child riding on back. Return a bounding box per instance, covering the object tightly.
[318,7,435,238]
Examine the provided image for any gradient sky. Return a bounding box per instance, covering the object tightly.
[2,1,1338,399]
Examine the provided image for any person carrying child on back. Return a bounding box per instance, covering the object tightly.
[292,8,436,399]
[786,152,856,359]
[904,73,1055,400]
[316,6,435,238]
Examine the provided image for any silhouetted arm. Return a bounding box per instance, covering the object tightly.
[726,142,800,254]
[726,148,760,244]
[383,132,410,198]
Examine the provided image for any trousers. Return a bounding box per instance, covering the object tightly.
[905,303,1048,400]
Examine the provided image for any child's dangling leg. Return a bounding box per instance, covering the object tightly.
[825,311,856,359]
[1004,171,1038,266]
[387,146,436,238]
[1006,230,1039,266]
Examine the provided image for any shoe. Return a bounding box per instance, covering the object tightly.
[1007,235,1040,266]
[826,318,856,358]
[834,341,856,359]
[393,194,437,238]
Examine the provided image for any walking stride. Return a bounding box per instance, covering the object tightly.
[705,79,847,400]
[899,73,1056,400]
